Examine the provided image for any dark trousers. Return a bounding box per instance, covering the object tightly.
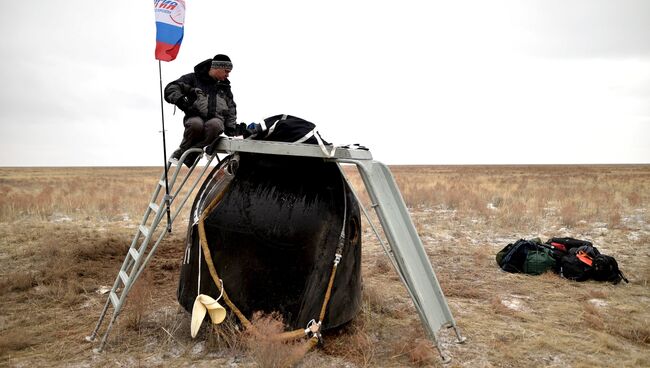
[179,117,225,151]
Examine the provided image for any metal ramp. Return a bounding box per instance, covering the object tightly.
[337,159,466,361]
[86,138,464,360]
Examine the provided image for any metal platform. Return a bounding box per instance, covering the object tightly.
[212,137,373,160]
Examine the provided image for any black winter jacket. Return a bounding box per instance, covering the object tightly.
[164,59,237,134]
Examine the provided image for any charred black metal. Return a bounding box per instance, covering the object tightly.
[177,153,362,330]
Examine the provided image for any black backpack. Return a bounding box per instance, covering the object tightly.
[591,254,628,284]
[560,245,628,284]
[559,253,593,281]
[560,244,599,281]
[497,239,533,273]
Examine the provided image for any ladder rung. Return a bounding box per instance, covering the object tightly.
[109,291,120,308]
[139,225,150,237]
[149,203,160,213]
[119,270,129,285]
[129,247,140,261]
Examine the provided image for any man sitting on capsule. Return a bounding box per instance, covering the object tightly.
[164,53,247,165]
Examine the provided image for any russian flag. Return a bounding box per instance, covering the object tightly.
[154,0,185,62]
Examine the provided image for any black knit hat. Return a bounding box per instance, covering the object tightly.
[211,54,233,70]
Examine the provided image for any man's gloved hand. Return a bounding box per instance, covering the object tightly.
[228,122,264,138]
[175,91,196,111]
[175,94,193,111]
[234,122,249,137]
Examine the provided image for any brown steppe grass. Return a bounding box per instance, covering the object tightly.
[0,164,648,367]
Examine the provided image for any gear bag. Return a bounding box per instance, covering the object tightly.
[559,245,599,281]
[523,247,558,275]
[546,237,592,252]
[251,114,329,145]
[496,239,557,275]
[560,244,628,284]
[559,253,593,281]
[591,254,628,284]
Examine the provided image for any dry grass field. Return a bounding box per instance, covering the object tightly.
[0,163,648,367]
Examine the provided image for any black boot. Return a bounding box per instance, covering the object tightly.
[204,137,224,156]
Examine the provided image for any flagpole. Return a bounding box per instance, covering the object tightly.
[158,60,173,232]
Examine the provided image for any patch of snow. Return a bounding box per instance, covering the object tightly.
[493,238,515,246]
[435,208,457,215]
[96,286,111,295]
[592,227,608,235]
[542,354,567,367]
[627,232,640,242]
[80,298,99,309]
[510,294,532,300]
[113,356,138,367]
[487,203,498,210]
[191,341,206,356]
[557,227,570,234]
[50,212,72,222]
[501,296,530,312]
[148,305,180,323]
[588,298,608,308]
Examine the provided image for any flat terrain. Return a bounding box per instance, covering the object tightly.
[1,164,648,367]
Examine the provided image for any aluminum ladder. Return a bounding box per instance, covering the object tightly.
[86,148,218,352]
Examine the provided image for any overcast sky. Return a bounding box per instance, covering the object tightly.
[1,0,648,166]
